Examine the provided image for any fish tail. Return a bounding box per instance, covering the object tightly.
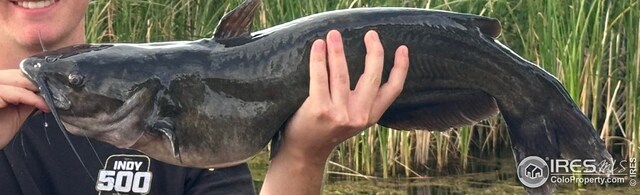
[553,107,612,162]
[506,106,612,195]
[506,114,559,194]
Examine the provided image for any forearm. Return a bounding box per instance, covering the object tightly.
[260,142,332,195]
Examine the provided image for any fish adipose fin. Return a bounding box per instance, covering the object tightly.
[213,0,261,44]
[471,17,502,38]
[378,89,498,131]
[504,105,612,194]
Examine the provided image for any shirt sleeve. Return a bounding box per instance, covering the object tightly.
[183,163,257,195]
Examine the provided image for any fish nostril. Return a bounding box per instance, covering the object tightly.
[34,62,42,69]
[45,56,58,63]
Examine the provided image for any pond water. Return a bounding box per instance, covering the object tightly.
[248,152,638,194]
[319,172,638,194]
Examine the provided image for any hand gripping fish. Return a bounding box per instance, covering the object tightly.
[19,0,612,193]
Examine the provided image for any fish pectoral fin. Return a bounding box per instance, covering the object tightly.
[269,127,284,160]
[378,89,498,131]
[213,0,261,42]
[152,119,181,160]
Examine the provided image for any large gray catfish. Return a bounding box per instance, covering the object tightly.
[20,0,611,193]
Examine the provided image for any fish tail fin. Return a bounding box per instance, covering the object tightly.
[506,106,612,195]
[553,107,612,163]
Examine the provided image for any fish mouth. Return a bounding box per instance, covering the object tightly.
[33,76,149,148]
[19,59,72,110]
[20,58,74,142]
[21,57,150,148]
[19,58,39,84]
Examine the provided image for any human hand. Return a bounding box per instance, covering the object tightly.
[0,69,49,149]
[281,29,409,163]
[261,30,409,194]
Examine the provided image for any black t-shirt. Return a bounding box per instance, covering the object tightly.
[0,113,256,195]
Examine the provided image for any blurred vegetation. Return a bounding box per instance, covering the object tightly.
[85,0,639,188]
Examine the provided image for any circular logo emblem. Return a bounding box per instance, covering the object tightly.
[517,156,549,188]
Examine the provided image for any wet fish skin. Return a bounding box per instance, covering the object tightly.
[19,2,611,194]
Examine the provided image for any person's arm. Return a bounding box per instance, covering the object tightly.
[260,30,409,194]
[0,69,49,148]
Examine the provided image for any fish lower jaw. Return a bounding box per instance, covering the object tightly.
[60,116,146,149]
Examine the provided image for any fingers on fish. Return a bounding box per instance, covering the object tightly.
[0,69,39,91]
[370,45,409,123]
[308,39,329,100]
[326,30,350,109]
[353,30,384,121]
[0,85,49,112]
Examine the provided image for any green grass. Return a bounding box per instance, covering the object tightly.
[85,0,640,184]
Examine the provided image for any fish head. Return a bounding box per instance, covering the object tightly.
[21,45,104,110]
[20,44,157,149]
[20,42,231,168]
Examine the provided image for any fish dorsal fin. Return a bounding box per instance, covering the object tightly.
[213,0,261,41]
[473,17,502,38]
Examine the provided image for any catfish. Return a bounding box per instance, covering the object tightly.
[20,0,612,193]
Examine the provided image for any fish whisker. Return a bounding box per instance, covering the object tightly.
[72,108,105,168]
[36,77,95,182]
[20,130,26,157]
[43,113,52,145]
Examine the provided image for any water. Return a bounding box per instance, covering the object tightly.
[320,173,638,194]
[248,151,639,194]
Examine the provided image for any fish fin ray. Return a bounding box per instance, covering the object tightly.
[213,0,261,41]
[378,90,498,130]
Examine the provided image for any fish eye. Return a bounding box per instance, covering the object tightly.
[68,71,85,87]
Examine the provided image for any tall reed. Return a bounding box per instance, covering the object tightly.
[85,0,640,181]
